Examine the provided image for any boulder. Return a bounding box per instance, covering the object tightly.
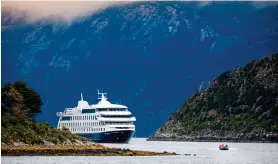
[13,142,28,146]
[43,140,55,146]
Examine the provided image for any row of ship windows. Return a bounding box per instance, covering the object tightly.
[102,115,131,118]
[60,122,104,127]
[98,108,127,111]
[61,115,99,121]
[71,128,105,132]
[105,122,133,125]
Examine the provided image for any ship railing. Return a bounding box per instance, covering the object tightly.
[98,117,136,122]
[98,111,132,115]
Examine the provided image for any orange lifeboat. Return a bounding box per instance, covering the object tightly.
[219,144,229,150]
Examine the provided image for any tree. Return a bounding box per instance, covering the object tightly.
[1,81,43,118]
[13,81,43,116]
[1,83,29,118]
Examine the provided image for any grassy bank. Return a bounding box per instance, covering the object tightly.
[1,116,90,146]
[1,145,178,156]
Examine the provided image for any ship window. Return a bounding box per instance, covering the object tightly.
[61,116,71,121]
[102,115,131,118]
[82,109,96,114]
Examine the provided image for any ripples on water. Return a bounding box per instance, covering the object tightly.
[2,138,278,164]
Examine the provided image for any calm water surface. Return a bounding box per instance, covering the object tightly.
[2,138,278,164]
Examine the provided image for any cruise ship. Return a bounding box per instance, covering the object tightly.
[56,91,136,143]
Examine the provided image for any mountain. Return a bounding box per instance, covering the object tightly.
[2,2,278,137]
[148,54,278,142]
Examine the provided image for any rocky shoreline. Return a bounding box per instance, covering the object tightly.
[1,145,178,156]
[147,137,278,143]
[147,126,278,143]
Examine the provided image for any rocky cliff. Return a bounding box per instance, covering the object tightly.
[148,54,278,142]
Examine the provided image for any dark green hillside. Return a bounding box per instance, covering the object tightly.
[1,81,90,145]
[148,54,278,142]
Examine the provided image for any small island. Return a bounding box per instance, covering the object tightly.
[1,81,177,156]
[148,54,278,143]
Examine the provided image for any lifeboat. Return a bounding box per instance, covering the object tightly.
[219,144,229,150]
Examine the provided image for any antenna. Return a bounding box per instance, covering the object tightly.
[97,89,107,100]
[81,93,83,101]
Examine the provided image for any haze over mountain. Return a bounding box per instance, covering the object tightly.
[2,2,278,137]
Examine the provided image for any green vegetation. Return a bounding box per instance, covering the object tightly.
[1,81,89,145]
[173,54,278,135]
[1,116,88,145]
